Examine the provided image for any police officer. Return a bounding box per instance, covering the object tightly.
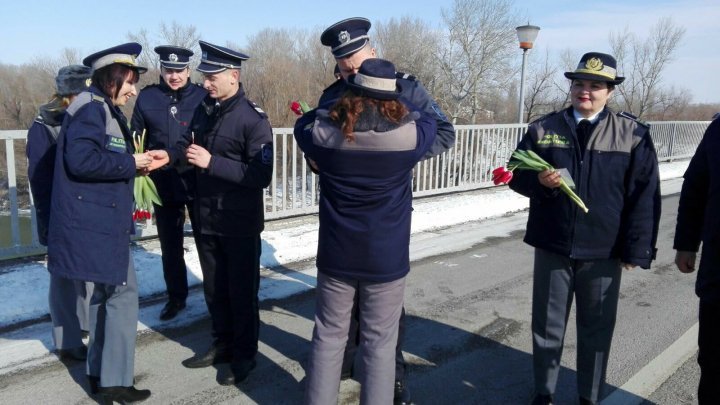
[47,42,159,404]
[317,17,456,405]
[172,40,274,386]
[131,45,207,321]
[27,65,94,361]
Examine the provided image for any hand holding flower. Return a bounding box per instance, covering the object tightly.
[186,144,212,169]
[133,152,152,170]
[538,169,562,188]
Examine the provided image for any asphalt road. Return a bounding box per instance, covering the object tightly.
[0,192,702,404]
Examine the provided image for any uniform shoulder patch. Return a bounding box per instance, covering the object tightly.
[618,111,650,128]
[91,94,105,104]
[247,100,268,118]
[395,71,417,81]
[322,78,344,94]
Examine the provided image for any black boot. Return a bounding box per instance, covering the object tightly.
[182,344,231,368]
[159,300,186,321]
[98,386,151,404]
[394,380,412,405]
[87,375,99,394]
[57,345,87,361]
[217,359,257,385]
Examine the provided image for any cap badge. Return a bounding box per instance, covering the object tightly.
[585,57,604,71]
[202,51,208,59]
[85,78,92,87]
[338,30,350,44]
[169,53,178,62]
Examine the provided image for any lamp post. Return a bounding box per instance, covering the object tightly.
[516,24,540,123]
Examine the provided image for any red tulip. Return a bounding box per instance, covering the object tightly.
[290,101,303,116]
[492,166,506,177]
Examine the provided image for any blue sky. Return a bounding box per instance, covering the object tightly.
[1,0,718,103]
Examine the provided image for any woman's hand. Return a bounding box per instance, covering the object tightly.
[133,152,152,170]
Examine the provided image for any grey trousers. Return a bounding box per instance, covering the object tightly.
[532,248,622,403]
[87,253,139,388]
[48,273,92,349]
[304,273,405,405]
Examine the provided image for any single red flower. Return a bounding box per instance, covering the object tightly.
[290,101,303,116]
[492,166,506,177]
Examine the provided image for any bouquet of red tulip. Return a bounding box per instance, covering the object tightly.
[132,130,162,221]
[493,149,589,213]
[290,100,312,116]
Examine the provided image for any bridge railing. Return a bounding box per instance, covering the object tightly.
[0,121,708,259]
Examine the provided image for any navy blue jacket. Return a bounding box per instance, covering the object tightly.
[674,118,720,301]
[171,86,273,237]
[294,105,436,282]
[131,79,207,203]
[47,87,137,285]
[26,102,64,245]
[318,72,455,159]
[509,107,661,269]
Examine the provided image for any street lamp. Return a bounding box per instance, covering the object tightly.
[516,24,540,123]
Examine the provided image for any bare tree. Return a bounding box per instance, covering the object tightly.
[374,17,443,91]
[610,17,686,118]
[523,49,560,122]
[437,0,519,124]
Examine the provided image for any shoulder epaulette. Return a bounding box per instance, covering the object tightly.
[618,111,650,128]
[530,110,559,125]
[396,71,416,81]
[322,78,344,93]
[248,100,268,118]
[33,114,45,124]
[91,94,105,104]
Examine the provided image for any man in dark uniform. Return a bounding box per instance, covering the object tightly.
[317,17,456,405]
[131,45,207,321]
[171,40,273,387]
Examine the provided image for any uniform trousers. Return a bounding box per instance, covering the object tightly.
[342,298,407,381]
[195,233,261,362]
[304,272,405,405]
[49,273,92,349]
[154,199,195,304]
[87,252,139,388]
[698,299,720,404]
[532,248,621,403]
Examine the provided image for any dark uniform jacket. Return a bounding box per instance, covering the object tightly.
[294,106,436,283]
[674,118,720,301]
[26,102,64,245]
[131,80,207,203]
[47,87,137,285]
[509,107,661,269]
[318,72,455,159]
[171,86,273,237]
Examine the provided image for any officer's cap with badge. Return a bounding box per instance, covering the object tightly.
[347,58,402,100]
[564,52,624,85]
[196,40,249,74]
[320,17,371,59]
[56,65,92,96]
[155,45,193,69]
[82,42,148,73]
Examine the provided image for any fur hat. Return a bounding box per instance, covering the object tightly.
[56,65,92,96]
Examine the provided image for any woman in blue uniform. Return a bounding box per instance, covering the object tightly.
[47,42,164,404]
[27,65,94,362]
[295,58,437,405]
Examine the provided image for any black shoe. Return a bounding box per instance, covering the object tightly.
[88,375,100,394]
[57,345,87,361]
[530,394,554,405]
[182,344,231,368]
[217,359,257,386]
[98,385,151,404]
[159,301,186,321]
[579,397,596,405]
[394,380,412,405]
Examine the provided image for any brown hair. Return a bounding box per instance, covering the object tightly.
[91,64,139,100]
[329,93,409,142]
